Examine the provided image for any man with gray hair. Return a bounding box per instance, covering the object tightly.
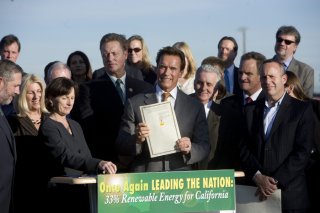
[192,63,222,169]
[0,59,23,213]
[45,61,71,84]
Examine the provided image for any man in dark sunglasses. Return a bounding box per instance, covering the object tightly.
[273,25,314,98]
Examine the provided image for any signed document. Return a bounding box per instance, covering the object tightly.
[140,101,181,158]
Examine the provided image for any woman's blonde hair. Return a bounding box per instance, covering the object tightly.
[15,74,48,117]
[172,41,196,79]
[127,35,153,70]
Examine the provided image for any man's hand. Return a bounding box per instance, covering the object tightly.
[253,173,278,201]
[176,137,192,154]
[135,123,150,144]
[99,161,117,174]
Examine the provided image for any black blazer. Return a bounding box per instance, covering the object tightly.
[232,66,242,95]
[71,75,152,164]
[0,114,16,213]
[240,93,314,210]
[39,117,101,176]
[210,91,265,170]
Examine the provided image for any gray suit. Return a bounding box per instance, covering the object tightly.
[116,88,210,172]
[287,58,314,98]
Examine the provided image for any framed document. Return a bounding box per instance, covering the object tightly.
[140,101,181,158]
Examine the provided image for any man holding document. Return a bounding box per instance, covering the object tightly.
[116,46,209,172]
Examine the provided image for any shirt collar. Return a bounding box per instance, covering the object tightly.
[107,73,126,85]
[156,84,178,102]
[265,91,286,108]
[243,88,262,102]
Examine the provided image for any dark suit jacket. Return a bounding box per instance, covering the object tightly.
[116,88,210,172]
[287,58,314,98]
[240,93,314,210]
[71,75,152,165]
[210,91,265,170]
[39,117,101,176]
[232,66,242,95]
[0,113,16,213]
[8,115,49,212]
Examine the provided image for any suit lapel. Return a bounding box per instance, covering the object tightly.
[0,115,16,158]
[143,87,157,105]
[266,94,290,141]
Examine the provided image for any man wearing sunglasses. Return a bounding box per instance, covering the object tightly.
[273,25,314,98]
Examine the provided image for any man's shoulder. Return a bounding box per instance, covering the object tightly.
[290,58,314,72]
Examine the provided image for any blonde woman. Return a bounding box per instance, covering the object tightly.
[127,35,157,84]
[173,41,197,94]
[8,74,49,213]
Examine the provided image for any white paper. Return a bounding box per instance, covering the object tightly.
[140,101,181,158]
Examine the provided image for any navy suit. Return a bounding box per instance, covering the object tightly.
[240,93,314,210]
[71,74,152,167]
[0,112,16,213]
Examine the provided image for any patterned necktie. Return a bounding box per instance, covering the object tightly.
[245,97,253,104]
[115,79,124,104]
[162,92,170,102]
[224,70,230,93]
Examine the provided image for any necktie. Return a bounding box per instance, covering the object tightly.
[115,79,124,104]
[224,70,230,93]
[161,92,170,102]
[245,97,253,104]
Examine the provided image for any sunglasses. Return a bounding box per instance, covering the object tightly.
[128,48,142,53]
[276,38,295,45]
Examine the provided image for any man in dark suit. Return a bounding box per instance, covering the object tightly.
[217,36,241,95]
[273,25,314,98]
[240,59,314,213]
[71,33,151,172]
[0,59,23,213]
[211,52,266,171]
[116,46,209,172]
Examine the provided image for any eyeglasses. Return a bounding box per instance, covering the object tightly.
[276,38,295,45]
[128,48,142,53]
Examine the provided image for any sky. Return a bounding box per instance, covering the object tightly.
[1,0,320,93]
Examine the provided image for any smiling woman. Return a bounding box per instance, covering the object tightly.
[7,74,49,213]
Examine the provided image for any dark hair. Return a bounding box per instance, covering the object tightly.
[240,51,266,73]
[67,50,93,81]
[217,36,238,53]
[276,25,301,44]
[99,33,127,51]
[156,46,186,71]
[45,77,78,112]
[44,60,59,84]
[0,34,21,52]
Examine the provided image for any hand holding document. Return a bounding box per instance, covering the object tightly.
[140,101,181,158]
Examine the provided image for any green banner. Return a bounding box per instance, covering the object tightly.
[98,170,235,213]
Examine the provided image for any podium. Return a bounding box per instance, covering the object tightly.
[50,171,245,213]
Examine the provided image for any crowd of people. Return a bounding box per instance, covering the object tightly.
[0,25,319,213]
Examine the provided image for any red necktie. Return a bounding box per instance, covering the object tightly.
[245,97,253,104]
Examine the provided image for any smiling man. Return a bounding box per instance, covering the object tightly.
[192,64,222,169]
[116,46,209,172]
[273,25,314,98]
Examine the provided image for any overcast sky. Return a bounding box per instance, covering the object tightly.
[1,0,320,92]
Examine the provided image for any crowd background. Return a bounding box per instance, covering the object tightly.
[1,0,320,95]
